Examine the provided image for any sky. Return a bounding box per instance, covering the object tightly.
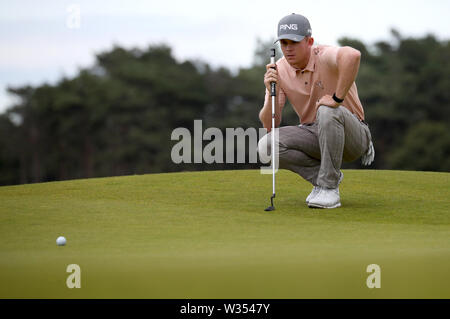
[1,0,449,113]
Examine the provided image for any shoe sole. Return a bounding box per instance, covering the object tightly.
[308,202,341,209]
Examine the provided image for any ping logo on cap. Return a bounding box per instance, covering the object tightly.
[280,24,298,31]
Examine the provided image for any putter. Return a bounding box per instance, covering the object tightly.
[265,48,276,212]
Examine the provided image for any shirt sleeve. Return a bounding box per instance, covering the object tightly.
[319,46,339,71]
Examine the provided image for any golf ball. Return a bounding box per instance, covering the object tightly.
[56,236,66,246]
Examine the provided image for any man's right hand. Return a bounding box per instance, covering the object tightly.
[264,63,278,92]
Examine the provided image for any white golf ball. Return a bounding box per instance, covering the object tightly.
[56,236,66,246]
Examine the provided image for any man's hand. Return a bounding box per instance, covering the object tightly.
[264,63,278,92]
[317,94,340,108]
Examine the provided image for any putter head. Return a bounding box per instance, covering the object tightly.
[264,194,276,211]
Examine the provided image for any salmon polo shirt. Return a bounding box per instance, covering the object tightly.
[264,45,365,125]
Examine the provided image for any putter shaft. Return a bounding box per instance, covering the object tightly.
[266,49,276,211]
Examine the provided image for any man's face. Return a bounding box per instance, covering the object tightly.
[280,37,314,69]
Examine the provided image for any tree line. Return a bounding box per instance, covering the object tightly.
[0,30,449,186]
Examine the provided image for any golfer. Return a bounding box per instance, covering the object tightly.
[258,13,375,209]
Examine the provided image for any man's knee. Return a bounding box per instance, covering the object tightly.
[257,131,286,159]
[257,133,270,156]
[316,105,343,125]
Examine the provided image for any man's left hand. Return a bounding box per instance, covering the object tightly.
[317,94,340,108]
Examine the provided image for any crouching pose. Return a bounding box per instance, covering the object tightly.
[258,13,375,209]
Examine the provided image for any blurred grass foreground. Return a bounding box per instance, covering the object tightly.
[1,169,449,298]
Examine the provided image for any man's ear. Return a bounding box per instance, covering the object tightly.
[308,37,315,46]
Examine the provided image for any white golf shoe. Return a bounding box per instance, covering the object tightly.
[308,187,341,209]
[306,186,321,204]
[306,172,343,205]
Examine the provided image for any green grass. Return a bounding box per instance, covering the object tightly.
[0,169,449,299]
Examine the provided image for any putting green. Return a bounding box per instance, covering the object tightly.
[0,169,449,298]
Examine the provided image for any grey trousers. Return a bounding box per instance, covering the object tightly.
[258,105,372,188]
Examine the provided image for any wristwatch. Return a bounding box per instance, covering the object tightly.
[332,93,344,103]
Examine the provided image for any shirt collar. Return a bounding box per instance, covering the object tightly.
[287,47,316,75]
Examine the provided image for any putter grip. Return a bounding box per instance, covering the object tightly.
[270,48,276,58]
[271,82,276,97]
[270,48,276,97]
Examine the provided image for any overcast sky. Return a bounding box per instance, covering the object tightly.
[1,0,449,113]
